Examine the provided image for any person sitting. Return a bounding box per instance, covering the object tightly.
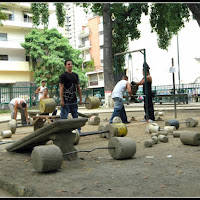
[40,88,57,116]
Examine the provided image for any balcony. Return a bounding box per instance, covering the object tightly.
[1,17,44,30]
[78,40,91,51]
[0,61,32,72]
[0,40,24,49]
[78,27,90,38]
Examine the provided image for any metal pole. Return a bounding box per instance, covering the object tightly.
[172,58,177,118]
[177,34,181,93]
[144,49,149,120]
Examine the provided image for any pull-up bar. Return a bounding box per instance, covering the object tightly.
[114,48,149,120]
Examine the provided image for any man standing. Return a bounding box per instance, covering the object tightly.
[59,60,82,132]
[35,80,47,102]
[109,75,132,124]
[9,98,30,124]
[132,62,155,122]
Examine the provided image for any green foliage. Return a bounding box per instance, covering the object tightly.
[0,6,8,25]
[21,28,87,89]
[31,3,65,28]
[111,3,148,72]
[150,3,190,50]
[83,59,95,72]
[54,3,66,27]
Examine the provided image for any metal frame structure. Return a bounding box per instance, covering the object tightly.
[114,48,149,120]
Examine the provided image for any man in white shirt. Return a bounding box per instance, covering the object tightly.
[9,98,30,124]
[35,80,47,102]
[109,75,132,124]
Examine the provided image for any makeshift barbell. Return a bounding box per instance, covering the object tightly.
[73,123,128,145]
[165,118,199,130]
[39,96,101,113]
[31,137,137,173]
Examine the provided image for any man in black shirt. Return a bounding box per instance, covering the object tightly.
[59,60,83,132]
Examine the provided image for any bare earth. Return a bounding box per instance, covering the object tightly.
[0,109,200,197]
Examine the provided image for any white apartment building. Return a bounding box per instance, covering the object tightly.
[0,3,59,87]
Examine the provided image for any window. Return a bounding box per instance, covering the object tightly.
[24,12,33,23]
[0,33,7,41]
[89,74,98,86]
[0,55,8,60]
[99,72,104,81]
[1,8,14,21]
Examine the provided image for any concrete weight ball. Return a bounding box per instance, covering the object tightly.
[108,137,136,160]
[112,116,122,124]
[31,145,63,173]
[180,131,200,146]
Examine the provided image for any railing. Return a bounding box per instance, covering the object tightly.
[1,83,200,109]
[0,86,104,109]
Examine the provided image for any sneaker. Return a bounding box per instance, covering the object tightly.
[148,119,155,123]
[141,119,147,122]
[124,121,131,124]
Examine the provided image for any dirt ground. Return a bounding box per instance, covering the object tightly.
[0,109,200,197]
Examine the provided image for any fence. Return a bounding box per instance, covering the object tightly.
[0,83,200,109]
[0,86,104,109]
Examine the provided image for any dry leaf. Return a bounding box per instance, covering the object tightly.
[178,170,183,174]
[93,181,99,185]
[160,184,167,188]
[143,176,149,179]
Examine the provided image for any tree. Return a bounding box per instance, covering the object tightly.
[21,28,87,89]
[186,4,200,27]
[149,3,191,50]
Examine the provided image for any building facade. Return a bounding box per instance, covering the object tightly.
[0,3,59,87]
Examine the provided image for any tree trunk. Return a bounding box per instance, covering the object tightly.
[102,3,116,108]
[187,4,200,27]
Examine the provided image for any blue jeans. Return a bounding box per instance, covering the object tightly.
[109,97,128,123]
[60,101,81,133]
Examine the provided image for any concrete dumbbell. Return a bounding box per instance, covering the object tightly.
[31,145,63,173]
[144,139,154,148]
[1,130,12,138]
[7,119,17,134]
[180,131,200,146]
[165,118,199,130]
[155,111,164,116]
[146,124,175,134]
[88,115,100,125]
[108,137,136,160]
[31,137,137,173]
[158,135,168,143]
[72,129,80,145]
[98,124,107,138]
